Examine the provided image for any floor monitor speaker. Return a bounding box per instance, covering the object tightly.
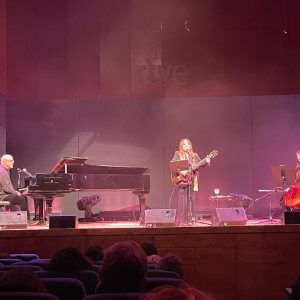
[0,211,27,229]
[49,216,77,229]
[284,211,300,224]
[145,209,177,226]
[211,207,247,226]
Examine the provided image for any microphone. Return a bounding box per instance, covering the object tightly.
[22,168,33,177]
[17,167,33,177]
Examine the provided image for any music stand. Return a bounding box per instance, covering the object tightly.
[271,164,295,189]
[169,159,189,173]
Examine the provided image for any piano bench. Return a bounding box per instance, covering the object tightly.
[0,201,10,211]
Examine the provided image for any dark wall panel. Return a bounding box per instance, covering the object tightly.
[0,0,6,93]
[251,95,300,216]
[67,0,101,100]
[6,0,300,101]
[0,94,6,154]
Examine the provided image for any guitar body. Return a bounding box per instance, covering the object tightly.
[284,182,300,209]
[172,172,194,187]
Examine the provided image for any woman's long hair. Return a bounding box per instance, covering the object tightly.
[178,138,197,159]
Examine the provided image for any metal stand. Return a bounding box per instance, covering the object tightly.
[255,188,282,223]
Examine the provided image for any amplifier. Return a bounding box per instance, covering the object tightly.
[0,211,27,229]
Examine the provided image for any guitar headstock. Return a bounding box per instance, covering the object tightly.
[208,150,218,159]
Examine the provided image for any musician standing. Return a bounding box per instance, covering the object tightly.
[0,154,30,219]
[296,149,300,183]
[171,138,210,225]
[280,149,300,209]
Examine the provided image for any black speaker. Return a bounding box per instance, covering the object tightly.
[211,207,247,226]
[284,211,300,224]
[49,216,77,229]
[145,209,177,226]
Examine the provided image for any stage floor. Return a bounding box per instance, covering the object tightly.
[23,217,282,230]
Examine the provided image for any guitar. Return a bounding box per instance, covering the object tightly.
[171,149,218,186]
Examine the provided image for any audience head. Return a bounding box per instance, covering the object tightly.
[47,247,94,272]
[85,244,104,262]
[140,283,215,300]
[99,240,147,292]
[141,240,158,256]
[0,268,47,292]
[156,253,184,278]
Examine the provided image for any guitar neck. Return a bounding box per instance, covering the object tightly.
[191,157,208,171]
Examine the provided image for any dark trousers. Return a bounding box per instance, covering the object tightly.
[177,185,195,225]
[3,194,30,219]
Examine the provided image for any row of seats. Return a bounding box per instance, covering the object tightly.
[0,292,148,300]
[0,269,184,299]
[0,258,156,269]
[0,260,178,278]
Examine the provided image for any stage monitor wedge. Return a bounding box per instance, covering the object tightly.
[49,216,77,229]
[211,207,247,226]
[145,209,177,227]
[284,211,300,224]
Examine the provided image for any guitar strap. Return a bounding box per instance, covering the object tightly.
[193,173,199,191]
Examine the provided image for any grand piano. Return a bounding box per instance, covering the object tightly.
[28,156,150,225]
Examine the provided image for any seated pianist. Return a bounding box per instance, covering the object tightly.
[0,154,37,224]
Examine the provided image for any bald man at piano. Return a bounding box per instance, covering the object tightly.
[0,154,31,220]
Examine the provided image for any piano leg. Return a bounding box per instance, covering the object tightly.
[135,192,146,225]
[45,198,53,220]
[33,197,47,225]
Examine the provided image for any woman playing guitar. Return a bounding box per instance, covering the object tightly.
[171,138,212,226]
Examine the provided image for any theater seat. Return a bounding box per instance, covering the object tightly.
[10,254,40,261]
[41,277,86,300]
[35,270,99,295]
[83,293,149,300]
[12,260,50,270]
[0,291,59,300]
[145,277,184,292]
[146,269,180,278]
[0,265,43,271]
[0,259,23,265]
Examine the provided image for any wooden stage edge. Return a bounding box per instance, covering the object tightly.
[1,218,300,300]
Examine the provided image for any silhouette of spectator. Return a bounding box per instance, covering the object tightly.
[141,240,161,265]
[0,268,47,292]
[47,247,94,272]
[140,283,215,300]
[141,241,158,256]
[156,253,184,278]
[85,244,104,262]
[98,240,147,293]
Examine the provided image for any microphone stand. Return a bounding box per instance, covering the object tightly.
[17,172,21,188]
[255,188,282,224]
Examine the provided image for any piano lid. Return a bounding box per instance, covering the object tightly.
[51,156,88,174]
[58,164,149,175]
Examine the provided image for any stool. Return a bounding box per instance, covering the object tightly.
[0,201,10,212]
